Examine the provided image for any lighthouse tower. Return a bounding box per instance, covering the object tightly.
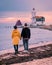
[31,8,36,24]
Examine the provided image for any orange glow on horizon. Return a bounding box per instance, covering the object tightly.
[0,17,17,23]
[0,11,52,24]
[0,17,31,23]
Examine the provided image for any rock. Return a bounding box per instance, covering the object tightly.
[0,44,52,65]
[15,20,22,26]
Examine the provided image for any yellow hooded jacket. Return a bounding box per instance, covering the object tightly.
[12,29,21,45]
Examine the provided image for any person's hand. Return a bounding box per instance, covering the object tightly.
[20,37,21,40]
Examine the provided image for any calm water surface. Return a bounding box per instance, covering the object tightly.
[0,23,52,51]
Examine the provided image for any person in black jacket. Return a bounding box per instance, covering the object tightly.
[21,23,31,52]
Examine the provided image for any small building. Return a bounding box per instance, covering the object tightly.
[35,16,45,25]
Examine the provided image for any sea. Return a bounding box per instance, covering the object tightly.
[0,22,52,51]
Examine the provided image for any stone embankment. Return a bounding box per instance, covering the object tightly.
[0,43,52,65]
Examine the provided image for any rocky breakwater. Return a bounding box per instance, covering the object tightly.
[0,43,52,65]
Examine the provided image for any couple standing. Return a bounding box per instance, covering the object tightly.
[11,23,31,54]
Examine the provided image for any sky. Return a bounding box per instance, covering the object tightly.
[0,0,52,24]
[0,0,52,11]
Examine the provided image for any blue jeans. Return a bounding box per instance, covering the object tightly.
[23,39,28,50]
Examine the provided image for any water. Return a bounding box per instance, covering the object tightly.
[0,23,52,51]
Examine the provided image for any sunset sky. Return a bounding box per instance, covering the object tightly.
[0,0,52,24]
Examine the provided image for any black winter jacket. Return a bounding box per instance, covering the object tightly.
[21,27,31,39]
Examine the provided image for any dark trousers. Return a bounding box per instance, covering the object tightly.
[14,45,18,53]
[23,39,28,50]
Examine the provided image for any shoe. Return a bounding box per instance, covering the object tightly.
[14,51,19,55]
[23,50,28,53]
[14,52,17,55]
[17,52,19,54]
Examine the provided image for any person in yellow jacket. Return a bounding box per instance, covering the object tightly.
[11,26,21,54]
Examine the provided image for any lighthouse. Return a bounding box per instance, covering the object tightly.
[31,8,36,24]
